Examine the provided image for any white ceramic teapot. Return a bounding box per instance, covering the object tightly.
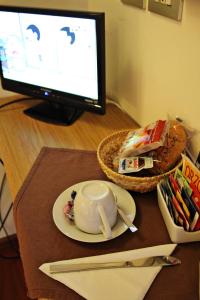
[73,181,117,239]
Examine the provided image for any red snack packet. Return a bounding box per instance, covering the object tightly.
[118,120,168,157]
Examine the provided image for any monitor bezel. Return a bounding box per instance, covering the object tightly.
[0,5,105,115]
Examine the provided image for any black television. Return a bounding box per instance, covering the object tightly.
[0,5,105,125]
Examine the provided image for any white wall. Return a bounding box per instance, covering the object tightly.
[88,0,200,160]
[0,0,199,159]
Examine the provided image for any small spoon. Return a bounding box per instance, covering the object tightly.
[117,206,138,233]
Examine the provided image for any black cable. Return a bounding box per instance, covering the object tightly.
[0,96,35,110]
[0,174,7,231]
[0,172,20,259]
[0,230,20,260]
[0,203,13,231]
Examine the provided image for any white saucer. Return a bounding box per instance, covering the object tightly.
[52,180,136,243]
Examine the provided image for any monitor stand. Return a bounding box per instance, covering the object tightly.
[24,101,83,126]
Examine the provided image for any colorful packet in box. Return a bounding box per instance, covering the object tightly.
[180,187,199,231]
[189,182,200,212]
[169,174,190,221]
[174,168,200,230]
[182,153,200,193]
[160,179,179,225]
[174,168,193,197]
[165,177,190,231]
[182,154,200,214]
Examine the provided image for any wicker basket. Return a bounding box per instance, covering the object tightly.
[97,129,182,193]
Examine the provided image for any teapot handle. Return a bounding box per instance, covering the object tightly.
[98,205,112,239]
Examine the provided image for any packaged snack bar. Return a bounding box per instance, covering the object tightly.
[118,120,169,158]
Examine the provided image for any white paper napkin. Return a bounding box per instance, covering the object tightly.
[39,243,177,300]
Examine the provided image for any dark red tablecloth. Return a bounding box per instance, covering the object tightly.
[13,147,200,300]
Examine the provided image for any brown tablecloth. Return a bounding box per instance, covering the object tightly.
[13,147,200,300]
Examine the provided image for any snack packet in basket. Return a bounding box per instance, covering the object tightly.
[118,157,154,174]
[118,120,169,158]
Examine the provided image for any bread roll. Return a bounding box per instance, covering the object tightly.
[147,120,187,175]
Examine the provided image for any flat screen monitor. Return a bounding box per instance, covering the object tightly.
[0,5,105,125]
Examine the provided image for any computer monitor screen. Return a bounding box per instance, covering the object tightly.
[0,6,105,125]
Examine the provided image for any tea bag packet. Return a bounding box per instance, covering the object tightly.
[118,157,153,174]
[174,168,193,197]
[181,154,200,230]
[181,154,200,212]
[182,154,200,192]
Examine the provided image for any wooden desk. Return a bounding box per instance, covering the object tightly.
[0,97,138,300]
[0,96,138,200]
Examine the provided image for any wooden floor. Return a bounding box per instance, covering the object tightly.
[0,235,34,300]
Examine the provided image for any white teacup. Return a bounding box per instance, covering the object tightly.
[73,181,117,239]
